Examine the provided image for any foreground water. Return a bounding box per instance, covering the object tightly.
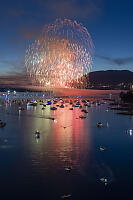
[0,93,133,199]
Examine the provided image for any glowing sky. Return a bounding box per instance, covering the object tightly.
[0,0,133,80]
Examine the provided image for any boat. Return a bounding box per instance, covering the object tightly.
[82,100,86,103]
[84,103,88,106]
[100,177,108,185]
[84,110,88,113]
[47,101,51,105]
[0,121,6,128]
[60,104,64,108]
[27,101,37,106]
[61,194,72,199]
[41,104,46,107]
[34,130,40,138]
[70,101,73,104]
[100,147,105,152]
[18,107,25,110]
[81,109,88,113]
[65,167,71,171]
[97,122,103,127]
[50,107,57,110]
[40,103,44,105]
[79,115,86,119]
[48,117,55,120]
[69,108,73,110]
[73,105,79,107]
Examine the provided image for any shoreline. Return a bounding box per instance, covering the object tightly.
[0,86,123,97]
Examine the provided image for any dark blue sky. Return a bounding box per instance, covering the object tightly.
[0,0,133,76]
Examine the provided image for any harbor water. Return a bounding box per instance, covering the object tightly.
[0,91,132,199]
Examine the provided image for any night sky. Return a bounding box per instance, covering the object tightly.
[0,0,133,83]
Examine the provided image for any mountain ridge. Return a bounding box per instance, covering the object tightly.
[88,70,133,85]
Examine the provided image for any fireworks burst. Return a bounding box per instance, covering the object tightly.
[25,18,94,89]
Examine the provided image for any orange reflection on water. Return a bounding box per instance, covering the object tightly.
[22,101,92,175]
[52,103,91,170]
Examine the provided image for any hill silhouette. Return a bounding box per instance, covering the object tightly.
[88,70,133,85]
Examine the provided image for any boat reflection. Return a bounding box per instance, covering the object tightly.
[22,101,92,177]
[51,104,91,172]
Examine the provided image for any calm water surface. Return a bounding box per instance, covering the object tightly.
[0,94,133,199]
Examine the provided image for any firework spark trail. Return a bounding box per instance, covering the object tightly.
[25,18,94,89]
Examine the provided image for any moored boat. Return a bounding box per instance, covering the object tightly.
[27,101,37,106]
[97,122,103,127]
[0,121,6,128]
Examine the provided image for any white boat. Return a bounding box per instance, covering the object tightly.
[97,122,103,127]
[100,147,105,152]
[100,177,108,186]
[27,101,38,106]
[18,107,25,110]
[34,130,40,138]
